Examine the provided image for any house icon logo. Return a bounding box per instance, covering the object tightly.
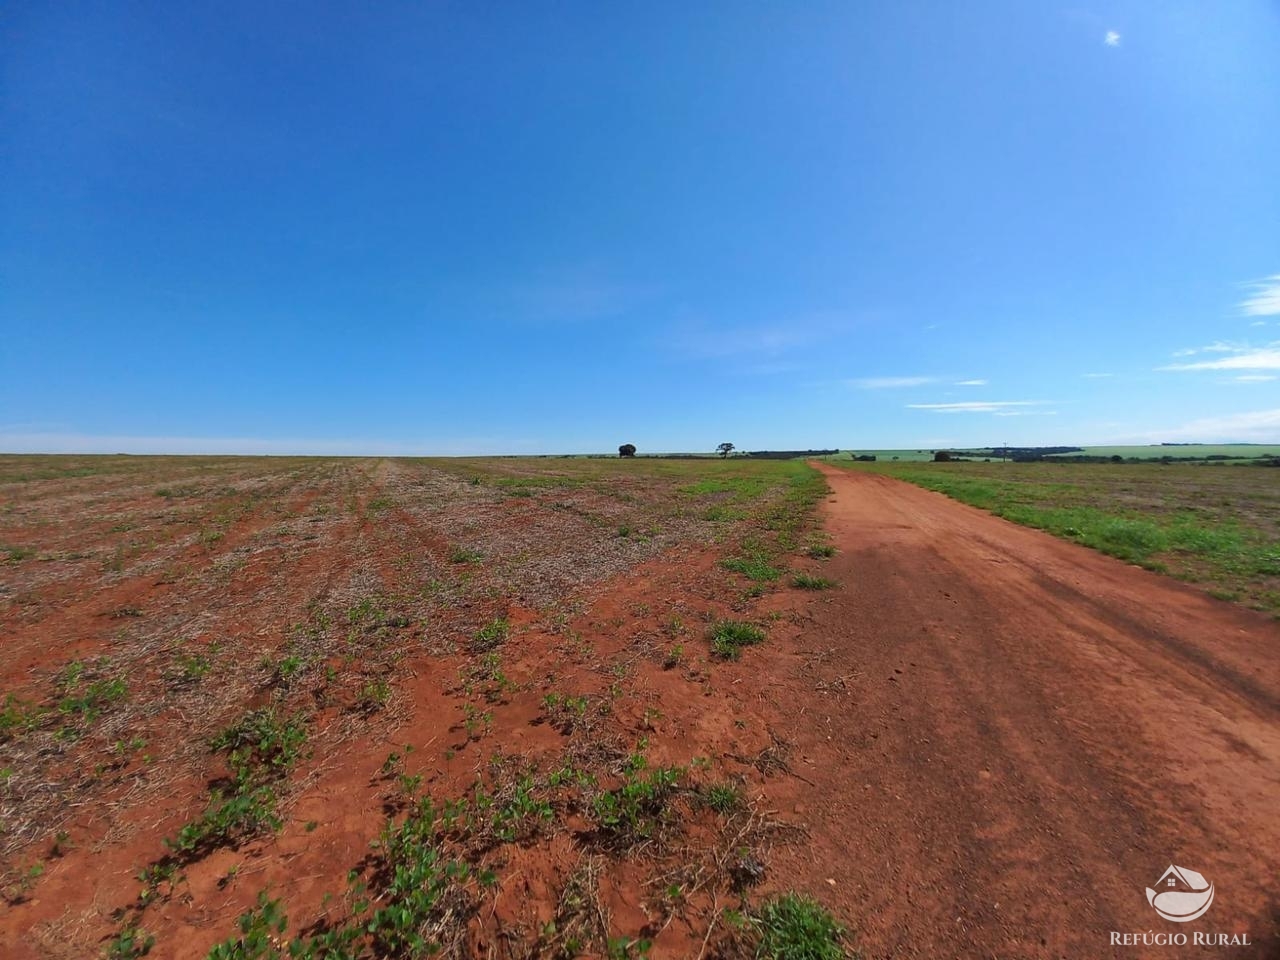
[1145,865,1214,922]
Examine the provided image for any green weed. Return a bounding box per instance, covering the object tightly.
[708,621,766,661]
[472,617,510,653]
[754,893,846,960]
[721,554,781,582]
[792,573,836,590]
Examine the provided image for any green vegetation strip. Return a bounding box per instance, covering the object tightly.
[846,461,1280,617]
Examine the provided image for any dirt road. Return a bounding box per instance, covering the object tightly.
[763,465,1280,958]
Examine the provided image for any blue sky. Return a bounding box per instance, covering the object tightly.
[3,1,1278,455]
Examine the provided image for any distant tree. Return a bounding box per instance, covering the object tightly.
[933,450,953,462]
[618,444,637,458]
[716,442,735,458]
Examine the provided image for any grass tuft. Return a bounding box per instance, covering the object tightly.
[708,621,766,660]
[755,893,847,960]
[792,573,836,590]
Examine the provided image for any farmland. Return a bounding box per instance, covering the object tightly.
[0,455,843,959]
[3,453,1279,958]
[836,458,1280,617]
[839,444,1280,462]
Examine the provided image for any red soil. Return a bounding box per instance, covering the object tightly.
[3,460,1277,958]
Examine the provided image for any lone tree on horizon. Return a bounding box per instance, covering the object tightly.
[716,442,735,458]
[618,443,637,458]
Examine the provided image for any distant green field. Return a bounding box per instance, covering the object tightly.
[1048,445,1280,460]
[834,449,953,462]
[837,458,1280,617]
[833,445,1280,462]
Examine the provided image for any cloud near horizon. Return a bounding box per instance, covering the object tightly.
[1159,342,1280,372]
[1126,408,1280,444]
[850,376,988,389]
[907,400,1054,415]
[851,376,936,389]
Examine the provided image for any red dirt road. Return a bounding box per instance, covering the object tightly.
[764,465,1280,958]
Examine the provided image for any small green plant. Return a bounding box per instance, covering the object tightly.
[346,596,385,626]
[4,861,44,903]
[137,861,182,905]
[356,678,392,712]
[397,773,424,797]
[708,621,766,660]
[662,644,684,669]
[792,573,836,590]
[3,544,35,563]
[166,711,307,857]
[754,893,846,960]
[211,710,308,773]
[1,695,42,741]
[721,553,781,582]
[806,544,836,559]
[207,890,288,960]
[57,670,127,728]
[472,617,510,652]
[542,693,591,732]
[484,776,554,843]
[175,652,212,684]
[449,544,483,563]
[463,653,515,703]
[461,704,492,741]
[206,799,476,957]
[702,781,743,815]
[590,756,683,844]
[268,654,305,685]
[106,922,156,959]
[167,785,282,856]
[607,936,653,959]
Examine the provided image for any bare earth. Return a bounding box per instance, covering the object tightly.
[2,458,1277,958]
[766,464,1280,958]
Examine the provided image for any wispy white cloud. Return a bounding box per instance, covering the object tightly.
[851,376,936,389]
[1082,372,1113,379]
[1104,30,1121,47]
[907,400,1053,414]
[1231,374,1277,383]
[1159,342,1280,371]
[954,379,988,386]
[1241,275,1280,317]
[1131,408,1280,443]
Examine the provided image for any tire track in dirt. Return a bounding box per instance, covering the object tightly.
[760,465,1280,959]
